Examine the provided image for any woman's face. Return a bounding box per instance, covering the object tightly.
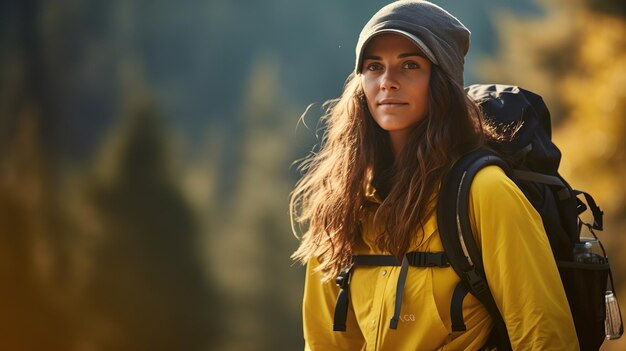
[361,33,432,138]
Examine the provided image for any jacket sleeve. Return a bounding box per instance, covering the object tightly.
[468,165,579,351]
[302,257,365,351]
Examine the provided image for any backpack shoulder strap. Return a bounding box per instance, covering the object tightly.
[437,148,512,351]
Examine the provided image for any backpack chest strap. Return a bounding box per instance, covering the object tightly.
[352,252,450,267]
[333,252,450,332]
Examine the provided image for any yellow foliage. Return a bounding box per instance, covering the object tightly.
[479,1,626,220]
[555,12,626,213]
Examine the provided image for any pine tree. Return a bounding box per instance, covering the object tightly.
[85,100,218,350]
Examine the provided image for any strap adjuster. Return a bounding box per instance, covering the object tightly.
[463,267,488,295]
[333,264,354,332]
[335,270,350,290]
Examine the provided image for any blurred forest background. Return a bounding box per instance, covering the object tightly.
[1,0,625,350]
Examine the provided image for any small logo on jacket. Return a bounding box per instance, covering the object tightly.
[399,314,415,322]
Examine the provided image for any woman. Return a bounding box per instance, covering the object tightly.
[290,1,578,350]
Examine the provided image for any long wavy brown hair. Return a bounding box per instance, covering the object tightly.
[291,65,496,281]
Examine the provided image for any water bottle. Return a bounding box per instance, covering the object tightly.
[605,291,623,339]
[573,238,606,264]
[573,241,592,263]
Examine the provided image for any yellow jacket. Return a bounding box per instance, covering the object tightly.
[302,165,579,350]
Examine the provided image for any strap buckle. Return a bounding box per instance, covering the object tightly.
[463,267,488,295]
[335,263,354,289]
[335,270,350,289]
[333,263,354,332]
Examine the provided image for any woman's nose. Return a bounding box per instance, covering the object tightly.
[380,69,400,90]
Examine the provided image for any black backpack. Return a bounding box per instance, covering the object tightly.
[437,84,623,350]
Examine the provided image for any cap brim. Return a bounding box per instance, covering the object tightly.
[356,29,438,73]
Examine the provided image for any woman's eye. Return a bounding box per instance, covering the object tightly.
[365,62,383,71]
[403,61,420,69]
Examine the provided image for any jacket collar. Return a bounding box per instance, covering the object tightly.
[364,176,383,204]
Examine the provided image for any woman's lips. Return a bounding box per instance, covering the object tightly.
[378,100,408,109]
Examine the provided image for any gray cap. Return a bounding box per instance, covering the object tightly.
[355,0,470,86]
